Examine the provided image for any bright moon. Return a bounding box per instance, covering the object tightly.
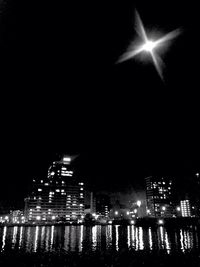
[142,40,157,52]
[118,10,181,80]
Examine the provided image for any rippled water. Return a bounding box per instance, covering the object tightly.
[0,225,199,253]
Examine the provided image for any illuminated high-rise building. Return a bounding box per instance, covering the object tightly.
[24,156,85,222]
[145,176,175,217]
[180,199,191,217]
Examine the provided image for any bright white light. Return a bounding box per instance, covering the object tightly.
[130,220,135,225]
[142,40,157,52]
[63,157,71,162]
[134,209,137,214]
[158,219,164,225]
[115,211,119,215]
[118,10,181,80]
[177,207,181,211]
[137,200,142,207]
[36,216,41,221]
[162,206,166,211]
[127,211,130,215]
[52,216,56,220]
[108,220,113,224]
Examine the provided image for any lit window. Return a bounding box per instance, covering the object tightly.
[80,188,83,190]
[41,180,43,183]
[56,189,60,192]
[44,183,49,186]
[36,216,41,220]
[63,157,71,162]
[38,189,42,192]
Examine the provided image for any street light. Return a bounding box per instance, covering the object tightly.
[137,201,141,207]
[115,211,119,216]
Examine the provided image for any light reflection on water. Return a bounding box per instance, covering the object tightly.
[0,225,199,253]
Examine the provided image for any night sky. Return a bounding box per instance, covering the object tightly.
[0,0,199,207]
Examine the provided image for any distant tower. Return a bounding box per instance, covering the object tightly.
[145,176,174,217]
[180,199,191,217]
[24,155,85,222]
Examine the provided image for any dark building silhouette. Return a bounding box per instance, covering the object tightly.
[95,194,111,217]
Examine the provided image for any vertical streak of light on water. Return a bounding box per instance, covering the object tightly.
[135,227,139,250]
[180,229,185,252]
[45,227,50,251]
[139,227,144,250]
[165,229,170,253]
[50,226,54,251]
[159,226,164,249]
[92,226,97,250]
[115,225,119,251]
[127,226,130,248]
[12,226,18,248]
[1,226,7,251]
[131,225,135,249]
[26,227,31,251]
[148,227,153,250]
[34,226,39,252]
[40,226,45,250]
[19,226,24,249]
[79,225,83,252]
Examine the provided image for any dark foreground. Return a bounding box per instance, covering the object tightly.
[0,249,200,267]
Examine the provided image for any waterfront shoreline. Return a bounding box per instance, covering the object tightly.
[0,217,199,227]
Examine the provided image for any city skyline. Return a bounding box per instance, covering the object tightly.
[0,153,199,213]
[1,155,199,223]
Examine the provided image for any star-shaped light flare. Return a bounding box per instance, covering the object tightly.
[118,10,181,80]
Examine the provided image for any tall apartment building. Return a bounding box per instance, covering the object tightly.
[180,199,191,217]
[24,156,85,222]
[145,176,175,217]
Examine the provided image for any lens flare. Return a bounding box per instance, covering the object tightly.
[118,10,181,80]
